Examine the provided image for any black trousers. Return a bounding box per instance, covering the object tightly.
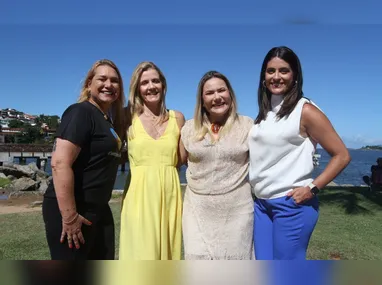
[42,197,115,260]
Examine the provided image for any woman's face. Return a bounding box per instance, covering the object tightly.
[139,68,164,106]
[264,57,294,95]
[202,77,232,120]
[88,65,120,105]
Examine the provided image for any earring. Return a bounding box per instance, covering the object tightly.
[262,80,267,88]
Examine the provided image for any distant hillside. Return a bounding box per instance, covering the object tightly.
[1,108,60,129]
[360,145,382,150]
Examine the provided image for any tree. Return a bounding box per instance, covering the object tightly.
[8,119,24,128]
[4,135,15,143]
[15,125,43,144]
[36,114,60,129]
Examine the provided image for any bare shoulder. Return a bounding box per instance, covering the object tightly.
[172,110,186,129]
[301,102,333,136]
[302,102,326,122]
[173,110,185,120]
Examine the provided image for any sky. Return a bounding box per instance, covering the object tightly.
[0,0,381,149]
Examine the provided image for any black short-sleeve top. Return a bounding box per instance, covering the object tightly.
[44,101,122,205]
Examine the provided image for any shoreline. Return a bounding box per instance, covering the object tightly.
[0,183,371,215]
[111,184,371,193]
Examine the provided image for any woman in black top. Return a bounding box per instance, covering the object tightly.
[43,59,125,260]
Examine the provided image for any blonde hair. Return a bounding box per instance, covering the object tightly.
[126,61,169,130]
[193,71,238,141]
[78,59,126,139]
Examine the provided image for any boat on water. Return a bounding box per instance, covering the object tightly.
[313,153,321,167]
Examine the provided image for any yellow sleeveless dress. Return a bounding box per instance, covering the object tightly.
[119,110,182,260]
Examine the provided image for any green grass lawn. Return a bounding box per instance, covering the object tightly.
[0,177,11,188]
[0,187,381,260]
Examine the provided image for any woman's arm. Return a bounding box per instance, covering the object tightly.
[119,106,131,165]
[51,138,81,222]
[302,103,351,190]
[174,111,188,167]
[287,103,351,204]
[51,138,92,249]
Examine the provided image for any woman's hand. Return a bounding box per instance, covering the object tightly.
[61,214,92,249]
[286,186,314,204]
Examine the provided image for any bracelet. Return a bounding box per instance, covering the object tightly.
[63,213,79,225]
[308,182,320,196]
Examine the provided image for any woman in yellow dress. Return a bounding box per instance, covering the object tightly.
[119,61,186,260]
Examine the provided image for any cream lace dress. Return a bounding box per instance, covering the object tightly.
[181,115,255,260]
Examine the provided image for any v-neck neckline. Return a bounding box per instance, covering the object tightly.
[137,114,170,141]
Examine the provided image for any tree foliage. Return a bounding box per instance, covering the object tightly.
[8,119,25,128]
[35,114,60,129]
[15,125,44,144]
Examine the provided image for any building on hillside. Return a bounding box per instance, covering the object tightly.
[0,118,12,128]
[0,108,59,129]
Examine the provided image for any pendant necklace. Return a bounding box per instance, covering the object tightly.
[143,111,159,121]
[89,101,111,123]
[211,123,221,134]
[143,110,164,138]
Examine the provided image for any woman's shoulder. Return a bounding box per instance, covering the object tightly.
[238,114,254,123]
[180,118,194,135]
[61,101,93,119]
[170,109,185,120]
[169,110,186,128]
[64,101,88,111]
[299,97,320,108]
[300,97,322,114]
[182,117,193,128]
[237,115,254,128]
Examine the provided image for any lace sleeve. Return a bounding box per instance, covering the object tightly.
[181,119,193,151]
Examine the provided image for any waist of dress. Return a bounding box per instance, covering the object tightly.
[187,179,250,196]
[131,164,177,168]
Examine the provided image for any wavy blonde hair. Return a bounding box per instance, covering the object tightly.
[78,59,126,139]
[193,71,238,141]
[126,61,169,131]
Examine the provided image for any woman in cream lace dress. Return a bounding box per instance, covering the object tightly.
[180,71,254,259]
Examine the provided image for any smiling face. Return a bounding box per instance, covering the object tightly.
[139,68,163,106]
[202,77,232,122]
[88,65,120,107]
[265,57,294,95]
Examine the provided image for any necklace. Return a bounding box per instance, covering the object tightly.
[143,111,159,121]
[211,123,221,134]
[89,101,109,122]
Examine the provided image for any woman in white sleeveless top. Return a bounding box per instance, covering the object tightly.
[180,71,254,259]
[248,46,351,260]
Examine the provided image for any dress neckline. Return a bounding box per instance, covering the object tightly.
[271,94,285,112]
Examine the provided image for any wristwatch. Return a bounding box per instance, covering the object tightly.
[308,182,320,196]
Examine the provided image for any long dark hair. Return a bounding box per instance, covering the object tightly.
[254,46,304,124]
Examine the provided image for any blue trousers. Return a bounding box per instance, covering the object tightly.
[269,261,335,285]
[254,195,319,260]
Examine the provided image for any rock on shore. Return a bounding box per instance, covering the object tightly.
[0,162,51,198]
